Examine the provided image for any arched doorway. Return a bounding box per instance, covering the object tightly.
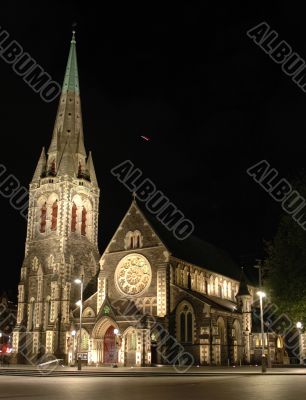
[92,317,120,365]
[103,326,117,364]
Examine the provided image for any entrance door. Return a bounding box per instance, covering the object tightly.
[103,326,117,364]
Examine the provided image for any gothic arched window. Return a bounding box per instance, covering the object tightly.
[71,202,77,232]
[40,202,47,233]
[187,312,193,343]
[51,200,58,231]
[81,206,87,236]
[177,302,194,344]
[136,234,140,248]
[180,313,186,342]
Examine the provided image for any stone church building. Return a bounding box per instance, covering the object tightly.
[12,32,285,367]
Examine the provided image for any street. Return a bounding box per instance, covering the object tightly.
[0,375,306,400]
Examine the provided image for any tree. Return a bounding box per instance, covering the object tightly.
[265,178,306,324]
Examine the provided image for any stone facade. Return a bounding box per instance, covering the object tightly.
[12,32,100,363]
[12,32,286,367]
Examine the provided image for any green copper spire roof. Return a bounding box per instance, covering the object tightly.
[43,30,98,186]
[62,30,79,93]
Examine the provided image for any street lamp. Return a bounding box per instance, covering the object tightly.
[257,290,267,373]
[113,328,120,367]
[71,330,76,366]
[296,322,303,365]
[74,275,84,370]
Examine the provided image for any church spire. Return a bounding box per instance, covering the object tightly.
[62,30,79,93]
[47,30,86,177]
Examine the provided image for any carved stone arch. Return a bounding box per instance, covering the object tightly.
[36,195,47,234]
[82,197,93,239]
[122,326,139,358]
[72,194,83,207]
[92,316,119,339]
[47,193,59,232]
[124,231,134,250]
[132,229,143,248]
[47,192,59,205]
[71,194,82,234]
[82,306,95,318]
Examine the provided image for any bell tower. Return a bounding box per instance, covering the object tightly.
[13,31,100,362]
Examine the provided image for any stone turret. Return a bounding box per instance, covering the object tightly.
[236,268,252,363]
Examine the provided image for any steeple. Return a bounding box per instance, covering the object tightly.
[62,30,79,93]
[47,30,87,178]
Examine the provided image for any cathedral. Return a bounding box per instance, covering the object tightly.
[12,32,285,367]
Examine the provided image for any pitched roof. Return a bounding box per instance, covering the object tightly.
[137,201,243,281]
[173,284,237,312]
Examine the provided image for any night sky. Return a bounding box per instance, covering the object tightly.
[1,2,305,298]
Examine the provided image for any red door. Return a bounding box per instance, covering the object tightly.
[104,326,117,364]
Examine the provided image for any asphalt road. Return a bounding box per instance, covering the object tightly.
[0,375,306,400]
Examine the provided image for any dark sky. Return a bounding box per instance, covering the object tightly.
[1,2,306,298]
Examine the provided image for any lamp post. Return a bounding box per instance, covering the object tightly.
[71,330,76,366]
[75,275,84,371]
[113,328,120,367]
[257,290,266,373]
[296,322,303,365]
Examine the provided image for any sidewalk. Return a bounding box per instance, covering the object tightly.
[1,364,306,375]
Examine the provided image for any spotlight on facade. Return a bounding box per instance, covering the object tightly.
[74,279,82,284]
[75,300,81,307]
[296,321,303,329]
[256,291,266,298]
[114,328,119,335]
[71,330,76,336]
